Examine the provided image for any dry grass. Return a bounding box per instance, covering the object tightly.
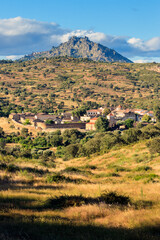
[0,140,160,239]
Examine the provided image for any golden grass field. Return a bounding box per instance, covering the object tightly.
[0,139,160,240]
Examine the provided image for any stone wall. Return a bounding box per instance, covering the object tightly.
[45,122,86,129]
[11,119,36,131]
[11,119,86,132]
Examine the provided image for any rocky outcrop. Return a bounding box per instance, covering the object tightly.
[20,36,132,63]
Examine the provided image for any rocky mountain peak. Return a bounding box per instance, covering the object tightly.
[19,36,132,63]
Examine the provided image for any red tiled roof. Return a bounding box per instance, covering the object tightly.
[87,109,101,112]
[107,113,114,116]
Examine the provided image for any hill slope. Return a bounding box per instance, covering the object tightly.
[20,36,132,63]
[0,57,159,115]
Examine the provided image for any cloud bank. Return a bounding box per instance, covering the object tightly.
[0,17,160,62]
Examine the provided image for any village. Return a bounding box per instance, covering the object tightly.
[9,105,156,132]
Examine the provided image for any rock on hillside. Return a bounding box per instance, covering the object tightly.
[20,36,132,63]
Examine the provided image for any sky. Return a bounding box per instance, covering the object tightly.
[0,0,160,62]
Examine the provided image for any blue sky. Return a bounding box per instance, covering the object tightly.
[1,0,160,62]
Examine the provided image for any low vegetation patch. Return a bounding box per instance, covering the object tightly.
[44,191,131,210]
[46,173,87,184]
[135,166,152,172]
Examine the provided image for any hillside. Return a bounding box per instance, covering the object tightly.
[0,57,159,116]
[20,36,132,63]
[0,138,160,240]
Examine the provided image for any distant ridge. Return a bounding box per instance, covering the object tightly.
[20,36,132,63]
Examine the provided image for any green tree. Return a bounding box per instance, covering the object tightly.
[0,127,4,138]
[146,138,160,154]
[21,128,29,137]
[33,137,47,148]
[45,119,54,124]
[72,106,86,118]
[50,135,63,147]
[103,108,111,116]
[95,117,109,132]
[142,114,151,122]
[122,128,141,144]
[0,138,6,151]
[23,119,31,125]
[84,138,101,156]
[154,105,160,122]
[64,143,80,159]
[124,119,134,129]
[100,133,121,153]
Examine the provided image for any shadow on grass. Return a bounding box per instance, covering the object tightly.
[0,179,64,191]
[0,219,160,240]
[0,192,153,212]
[0,163,49,176]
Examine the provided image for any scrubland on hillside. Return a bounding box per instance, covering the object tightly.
[0,57,160,117]
[0,137,160,239]
[0,57,160,239]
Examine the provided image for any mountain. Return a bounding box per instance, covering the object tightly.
[20,36,132,63]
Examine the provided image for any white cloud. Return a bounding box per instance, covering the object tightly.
[0,17,68,55]
[59,30,106,43]
[5,55,24,60]
[0,17,159,62]
[131,56,160,63]
[0,17,63,36]
[128,37,160,52]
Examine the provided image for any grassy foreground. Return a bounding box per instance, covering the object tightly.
[0,141,160,240]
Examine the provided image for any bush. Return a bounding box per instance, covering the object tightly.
[100,133,121,153]
[135,166,152,171]
[124,118,134,129]
[45,119,54,124]
[146,138,160,154]
[44,195,86,209]
[84,138,100,156]
[100,191,130,205]
[50,135,63,147]
[141,124,160,139]
[0,127,5,138]
[95,117,109,132]
[122,128,141,144]
[62,129,84,146]
[64,143,80,159]
[43,149,53,157]
[46,173,67,183]
[20,149,32,158]
[0,138,6,151]
[23,119,31,125]
[142,114,151,122]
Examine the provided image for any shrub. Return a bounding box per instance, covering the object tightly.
[84,138,100,156]
[100,191,130,205]
[64,143,80,159]
[100,133,120,153]
[124,118,134,129]
[95,117,109,132]
[122,128,141,144]
[142,114,151,122]
[146,138,160,154]
[50,135,63,147]
[43,149,53,157]
[44,195,86,209]
[46,173,66,183]
[23,119,31,125]
[20,149,32,158]
[135,166,152,171]
[7,164,20,172]
[141,124,160,139]
[45,119,54,124]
